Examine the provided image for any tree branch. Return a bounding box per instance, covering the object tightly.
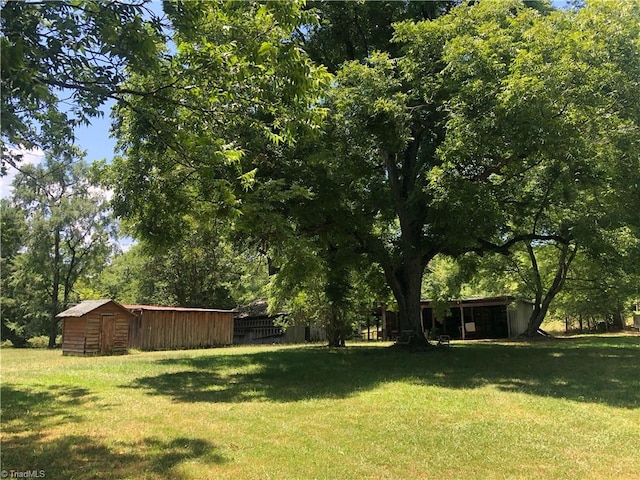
[472,233,571,256]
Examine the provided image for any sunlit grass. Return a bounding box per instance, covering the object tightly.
[1,336,639,479]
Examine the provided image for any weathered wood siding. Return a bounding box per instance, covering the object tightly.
[114,315,129,352]
[128,309,234,351]
[84,314,100,354]
[62,317,87,355]
[62,303,131,356]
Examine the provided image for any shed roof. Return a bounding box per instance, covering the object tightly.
[124,304,235,313]
[57,299,135,318]
[420,296,534,307]
[235,298,286,319]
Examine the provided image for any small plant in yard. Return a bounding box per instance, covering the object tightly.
[1,336,639,479]
[25,335,62,348]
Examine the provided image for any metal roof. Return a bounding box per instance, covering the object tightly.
[420,296,527,307]
[56,299,134,318]
[124,305,235,313]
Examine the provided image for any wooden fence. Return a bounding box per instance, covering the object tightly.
[126,306,234,351]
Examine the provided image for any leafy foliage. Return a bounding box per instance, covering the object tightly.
[110,0,331,244]
[302,0,454,73]
[88,234,269,310]
[1,0,163,169]
[2,153,114,346]
[6,0,638,346]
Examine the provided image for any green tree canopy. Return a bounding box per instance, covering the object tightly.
[313,0,639,337]
[108,0,639,343]
[459,0,640,333]
[86,228,269,310]
[3,152,114,347]
[302,0,454,73]
[1,0,163,169]
[110,0,330,244]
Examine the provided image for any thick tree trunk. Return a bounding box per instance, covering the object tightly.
[324,246,350,347]
[611,310,624,331]
[384,257,428,344]
[524,300,553,337]
[326,307,347,347]
[49,228,61,348]
[522,241,577,337]
[379,143,431,346]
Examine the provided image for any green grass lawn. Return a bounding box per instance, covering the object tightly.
[1,335,639,479]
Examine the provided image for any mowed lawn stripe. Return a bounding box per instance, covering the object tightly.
[1,336,638,479]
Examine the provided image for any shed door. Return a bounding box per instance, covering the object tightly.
[100,314,115,354]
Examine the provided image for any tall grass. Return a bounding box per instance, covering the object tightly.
[1,336,639,479]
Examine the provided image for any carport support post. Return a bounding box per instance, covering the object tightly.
[367,316,370,341]
[460,305,465,340]
[381,304,387,340]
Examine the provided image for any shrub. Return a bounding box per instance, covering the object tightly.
[27,336,50,348]
[27,335,62,348]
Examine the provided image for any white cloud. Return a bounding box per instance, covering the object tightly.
[88,184,114,202]
[117,235,137,253]
[1,147,44,199]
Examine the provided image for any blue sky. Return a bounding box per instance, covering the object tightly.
[0,101,118,198]
[74,99,118,164]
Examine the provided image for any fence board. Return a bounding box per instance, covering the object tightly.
[126,307,233,351]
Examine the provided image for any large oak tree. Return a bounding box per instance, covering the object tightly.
[312,0,639,338]
[109,0,639,342]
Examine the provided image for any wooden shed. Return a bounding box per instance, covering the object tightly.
[58,299,135,356]
[234,298,326,345]
[124,305,234,351]
[234,299,286,344]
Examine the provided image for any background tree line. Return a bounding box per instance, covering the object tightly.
[2,0,638,347]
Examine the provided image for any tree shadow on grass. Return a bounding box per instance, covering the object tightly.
[1,433,226,480]
[416,337,640,409]
[1,384,93,433]
[127,336,640,409]
[1,384,227,479]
